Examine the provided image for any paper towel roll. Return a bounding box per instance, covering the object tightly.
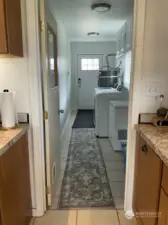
[1,90,16,129]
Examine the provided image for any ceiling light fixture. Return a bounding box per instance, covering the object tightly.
[87,32,100,36]
[91,2,111,13]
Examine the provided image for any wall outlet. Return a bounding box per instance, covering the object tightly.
[145,81,161,96]
[17,113,29,123]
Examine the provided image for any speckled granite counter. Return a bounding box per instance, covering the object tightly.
[135,124,168,167]
[0,125,29,157]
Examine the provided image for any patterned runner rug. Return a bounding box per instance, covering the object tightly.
[58,128,114,209]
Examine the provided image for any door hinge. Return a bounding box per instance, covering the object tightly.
[40,20,45,31]
[44,111,48,120]
[46,186,51,195]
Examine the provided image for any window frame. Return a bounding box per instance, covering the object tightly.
[81,58,100,71]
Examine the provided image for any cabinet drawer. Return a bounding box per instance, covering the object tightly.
[162,163,168,196]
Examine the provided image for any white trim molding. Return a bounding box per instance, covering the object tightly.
[60,111,72,140]
[26,0,46,216]
[124,0,146,214]
[125,211,135,219]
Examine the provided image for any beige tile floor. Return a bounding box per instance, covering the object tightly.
[35,113,134,224]
[33,209,137,225]
[51,112,126,211]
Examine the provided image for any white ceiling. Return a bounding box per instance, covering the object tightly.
[46,0,133,41]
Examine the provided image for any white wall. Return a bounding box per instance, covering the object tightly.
[0,1,30,113]
[125,0,168,214]
[70,41,116,110]
[0,0,36,208]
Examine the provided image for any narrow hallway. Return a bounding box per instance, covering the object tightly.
[31,112,136,225]
[51,112,125,210]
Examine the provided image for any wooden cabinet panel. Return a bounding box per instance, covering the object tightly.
[0,133,32,225]
[162,164,168,196]
[0,0,23,56]
[158,189,168,225]
[133,135,162,225]
[4,0,23,56]
[0,0,7,53]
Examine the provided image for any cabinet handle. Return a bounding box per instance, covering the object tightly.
[142,145,148,153]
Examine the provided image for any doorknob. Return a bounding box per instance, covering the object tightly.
[142,145,148,153]
[59,110,64,114]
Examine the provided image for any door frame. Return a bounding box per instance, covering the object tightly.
[77,54,104,109]
[124,0,146,218]
[39,0,52,206]
[26,0,46,216]
[26,0,147,218]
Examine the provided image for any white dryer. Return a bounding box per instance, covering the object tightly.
[94,88,128,137]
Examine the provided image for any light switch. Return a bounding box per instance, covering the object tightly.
[145,81,161,96]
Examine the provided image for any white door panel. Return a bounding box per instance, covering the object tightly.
[40,0,60,207]
[78,54,103,109]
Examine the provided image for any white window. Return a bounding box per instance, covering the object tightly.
[81,58,99,71]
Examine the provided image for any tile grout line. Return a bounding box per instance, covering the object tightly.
[116,210,121,225]
[76,210,78,225]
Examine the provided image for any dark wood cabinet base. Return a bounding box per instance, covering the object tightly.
[0,133,32,225]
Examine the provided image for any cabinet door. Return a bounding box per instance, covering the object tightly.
[0,134,31,225]
[158,189,168,225]
[0,0,7,53]
[133,135,162,225]
[4,0,23,56]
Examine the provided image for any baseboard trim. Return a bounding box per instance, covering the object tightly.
[125,210,135,219]
[60,111,71,140]
[29,217,36,225]
[32,208,45,217]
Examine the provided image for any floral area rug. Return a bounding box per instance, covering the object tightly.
[58,128,114,209]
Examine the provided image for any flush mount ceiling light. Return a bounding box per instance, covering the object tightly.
[91,2,111,12]
[87,32,100,36]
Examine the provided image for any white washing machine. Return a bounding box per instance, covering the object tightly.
[94,88,128,137]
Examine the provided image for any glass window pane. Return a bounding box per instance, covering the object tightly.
[81,58,100,71]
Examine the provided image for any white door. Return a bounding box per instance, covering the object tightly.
[40,0,60,207]
[78,54,103,109]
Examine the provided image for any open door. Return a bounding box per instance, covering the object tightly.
[39,0,60,207]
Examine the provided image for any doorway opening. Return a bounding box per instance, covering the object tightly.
[39,0,134,215]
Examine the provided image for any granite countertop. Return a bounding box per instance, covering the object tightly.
[135,124,168,167]
[0,125,29,157]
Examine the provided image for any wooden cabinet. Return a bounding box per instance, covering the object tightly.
[133,135,162,225]
[0,133,32,225]
[158,189,168,225]
[0,0,23,56]
[158,164,168,225]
